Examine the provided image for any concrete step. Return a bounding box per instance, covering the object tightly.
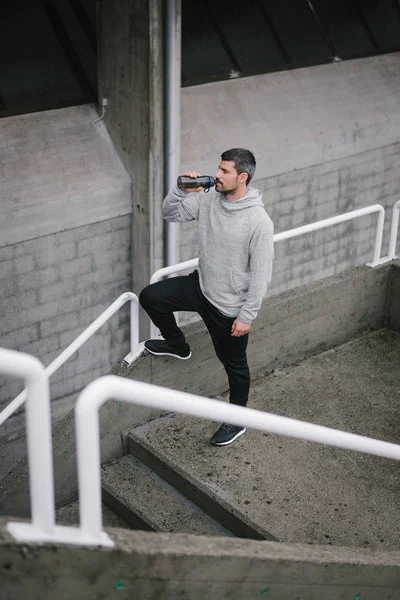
[127,329,400,550]
[55,499,130,530]
[101,454,234,536]
[127,421,274,541]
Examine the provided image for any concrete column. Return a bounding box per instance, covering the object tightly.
[97,0,165,338]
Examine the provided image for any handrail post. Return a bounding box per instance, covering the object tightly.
[388,200,400,260]
[123,294,142,365]
[4,348,113,548]
[130,295,139,356]
[26,362,55,535]
[0,349,55,536]
[370,205,385,266]
[76,397,103,540]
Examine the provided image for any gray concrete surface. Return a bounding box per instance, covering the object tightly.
[127,428,275,541]
[128,328,400,550]
[0,262,394,517]
[102,454,232,536]
[0,435,28,488]
[55,499,130,530]
[1,521,400,600]
[98,0,165,338]
[0,105,131,247]
[181,53,400,182]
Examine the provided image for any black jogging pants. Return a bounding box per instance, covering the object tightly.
[139,270,250,407]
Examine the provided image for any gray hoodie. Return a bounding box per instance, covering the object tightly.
[163,185,274,324]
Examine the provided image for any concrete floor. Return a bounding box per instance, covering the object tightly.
[131,328,400,550]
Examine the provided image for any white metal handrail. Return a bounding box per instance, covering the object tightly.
[63,375,400,546]
[0,292,140,427]
[149,204,385,338]
[388,200,400,261]
[3,347,113,547]
[5,365,400,547]
[0,349,55,536]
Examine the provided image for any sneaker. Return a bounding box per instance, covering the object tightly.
[210,423,246,446]
[144,339,192,360]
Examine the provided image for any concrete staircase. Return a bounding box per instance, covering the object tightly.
[101,454,233,536]
[55,498,130,530]
[2,263,400,598]
[101,328,400,549]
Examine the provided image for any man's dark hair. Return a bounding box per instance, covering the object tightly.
[221,148,256,184]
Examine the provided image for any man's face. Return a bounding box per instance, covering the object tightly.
[215,160,247,193]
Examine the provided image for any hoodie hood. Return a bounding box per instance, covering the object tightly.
[218,186,264,212]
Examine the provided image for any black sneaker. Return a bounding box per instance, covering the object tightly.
[144,339,192,360]
[210,423,246,446]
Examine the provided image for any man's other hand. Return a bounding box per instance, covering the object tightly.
[231,319,250,337]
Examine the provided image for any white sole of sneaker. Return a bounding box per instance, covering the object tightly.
[211,428,246,446]
[145,347,192,360]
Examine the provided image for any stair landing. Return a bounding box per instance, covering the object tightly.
[128,329,400,550]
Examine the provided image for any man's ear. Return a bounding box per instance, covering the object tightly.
[239,172,248,184]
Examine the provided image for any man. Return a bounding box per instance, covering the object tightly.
[139,148,274,446]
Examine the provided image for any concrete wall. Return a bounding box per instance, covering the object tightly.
[1,262,394,517]
[0,105,133,480]
[0,105,132,246]
[97,0,165,338]
[177,52,400,324]
[1,524,400,599]
[388,262,400,332]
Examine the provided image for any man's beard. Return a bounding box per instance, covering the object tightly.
[218,179,239,195]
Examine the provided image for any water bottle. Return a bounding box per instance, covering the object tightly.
[177,175,216,193]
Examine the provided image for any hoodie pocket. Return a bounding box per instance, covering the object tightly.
[232,269,250,296]
[199,252,237,305]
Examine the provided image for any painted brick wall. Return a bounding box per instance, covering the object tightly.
[0,105,134,479]
[0,215,132,452]
[258,143,399,296]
